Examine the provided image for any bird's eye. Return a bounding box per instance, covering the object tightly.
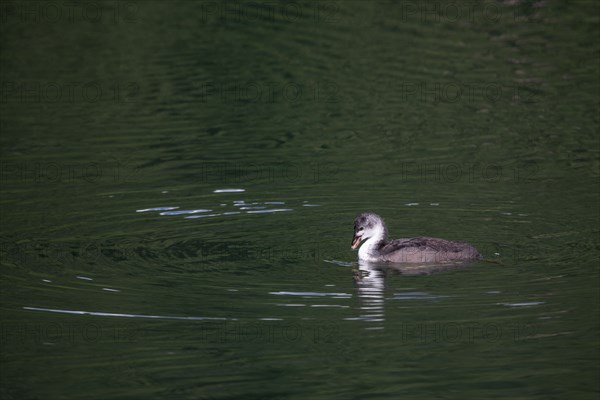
[358,227,364,231]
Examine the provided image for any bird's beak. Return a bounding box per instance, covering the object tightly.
[351,233,362,249]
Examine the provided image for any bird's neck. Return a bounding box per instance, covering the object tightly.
[358,224,388,261]
[370,223,388,243]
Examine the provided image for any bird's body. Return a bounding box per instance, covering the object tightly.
[351,213,481,263]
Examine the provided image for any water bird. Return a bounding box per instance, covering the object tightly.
[351,212,481,263]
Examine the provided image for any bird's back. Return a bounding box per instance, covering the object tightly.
[378,236,481,263]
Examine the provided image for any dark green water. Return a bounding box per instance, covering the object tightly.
[1,1,599,399]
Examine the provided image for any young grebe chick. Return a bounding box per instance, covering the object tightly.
[351,213,481,263]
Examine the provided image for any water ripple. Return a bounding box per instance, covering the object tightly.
[213,189,245,193]
[501,302,545,307]
[184,213,221,219]
[24,307,230,321]
[388,292,448,301]
[246,209,292,214]
[136,206,179,212]
[269,291,352,298]
[159,209,212,216]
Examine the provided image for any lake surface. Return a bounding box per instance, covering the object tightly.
[1,1,599,399]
